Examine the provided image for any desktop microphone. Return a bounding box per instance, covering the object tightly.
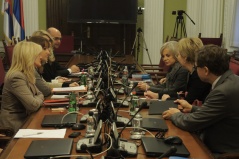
[81,144,94,159]
[157,146,177,159]
[116,102,147,146]
[114,82,138,119]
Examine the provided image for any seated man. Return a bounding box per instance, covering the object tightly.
[162,45,239,157]
[42,27,80,82]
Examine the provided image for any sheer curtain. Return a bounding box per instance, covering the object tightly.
[230,0,239,48]
[186,0,223,38]
[223,0,237,51]
[143,0,164,64]
[23,0,38,37]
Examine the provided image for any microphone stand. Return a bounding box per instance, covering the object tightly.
[117,102,147,145]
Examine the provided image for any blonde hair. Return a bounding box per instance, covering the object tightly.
[32,30,55,62]
[160,41,179,59]
[6,41,42,84]
[178,38,203,64]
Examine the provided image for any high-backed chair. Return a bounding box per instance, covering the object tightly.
[229,58,239,75]
[198,33,223,47]
[0,58,14,153]
[54,35,74,66]
[2,40,14,67]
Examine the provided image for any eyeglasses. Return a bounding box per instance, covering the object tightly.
[53,37,62,41]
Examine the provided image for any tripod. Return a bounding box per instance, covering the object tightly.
[130,28,153,65]
[173,14,187,39]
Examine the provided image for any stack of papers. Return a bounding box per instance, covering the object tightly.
[52,86,86,92]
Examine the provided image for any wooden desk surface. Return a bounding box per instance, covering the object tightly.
[0,55,214,159]
[0,107,213,159]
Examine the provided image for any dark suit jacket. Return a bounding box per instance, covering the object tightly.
[0,71,44,133]
[185,70,211,104]
[42,61,70,82]
[171,70,239,153]
[149,62,188,98]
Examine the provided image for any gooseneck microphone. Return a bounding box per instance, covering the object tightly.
[81,144,94,159]
[115,82,139,119]
[157,146,177,159]
[116,102,147,147]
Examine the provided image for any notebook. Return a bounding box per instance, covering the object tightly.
[148,100,177,115]
[142,118,168,131]
[24,139,73,158]
[41,114,77,127]
[141,137,190,157]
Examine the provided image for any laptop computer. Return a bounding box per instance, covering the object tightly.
[41,114,77,127]
[142,118,168,131]
[24,138,73,159]
[141,137,190,157]
[148,100,177,115]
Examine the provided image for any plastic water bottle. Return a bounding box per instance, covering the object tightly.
[86,111,95,134]
[122,66,129,86]
[68,92,77,112]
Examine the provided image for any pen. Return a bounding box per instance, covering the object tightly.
[23,132,43,136]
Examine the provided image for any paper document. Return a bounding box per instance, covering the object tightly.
[51,95,69,99]
[68,72,88,76]
[52,86,86,92]
[14,129,66,138]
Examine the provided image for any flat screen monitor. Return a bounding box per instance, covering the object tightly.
[67,0,138,24]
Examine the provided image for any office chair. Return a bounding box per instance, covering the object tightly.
[2,40,14,68]
[198,33,223,47]
[54,35,75,66]
[0,58,14,153]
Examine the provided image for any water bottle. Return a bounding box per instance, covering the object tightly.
[81,74,87,86]
[122,66,129,86]
[129,92,138,115]
[68,92,77,112]
[86,111,95,134]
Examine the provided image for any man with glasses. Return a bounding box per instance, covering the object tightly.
[41,27,80,82]
[162,45,239,156]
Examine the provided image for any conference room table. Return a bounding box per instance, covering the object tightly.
[0,54,214,159]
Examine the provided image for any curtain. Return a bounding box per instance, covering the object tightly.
[230,0,239,48]
[143,0,164,64]
[23,0,38,37]
[186,0,223,38]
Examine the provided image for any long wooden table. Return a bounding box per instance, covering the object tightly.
[0,55,214,159]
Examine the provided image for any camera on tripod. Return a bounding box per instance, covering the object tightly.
[172,10,185,16]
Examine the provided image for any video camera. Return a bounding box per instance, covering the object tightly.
[172,10,185,16]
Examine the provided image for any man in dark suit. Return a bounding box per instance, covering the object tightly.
[162,45,239,156]
[42,27,80,82]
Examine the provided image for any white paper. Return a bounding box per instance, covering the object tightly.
[14,129,66,138]
[68,72,88,76]
[51,95,68,99]
[52,86,86,92]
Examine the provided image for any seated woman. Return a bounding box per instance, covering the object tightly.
[32,30,73,83]
[0,42,44,133]
[137,41,188,99]
[29,35,79,97]
[145,38,211,104]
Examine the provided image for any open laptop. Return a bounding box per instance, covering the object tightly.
[24,138,73,159]
[41,114,77,127]
[141,137,190,157]
[148,100,177,115]
[142,118,168,131]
